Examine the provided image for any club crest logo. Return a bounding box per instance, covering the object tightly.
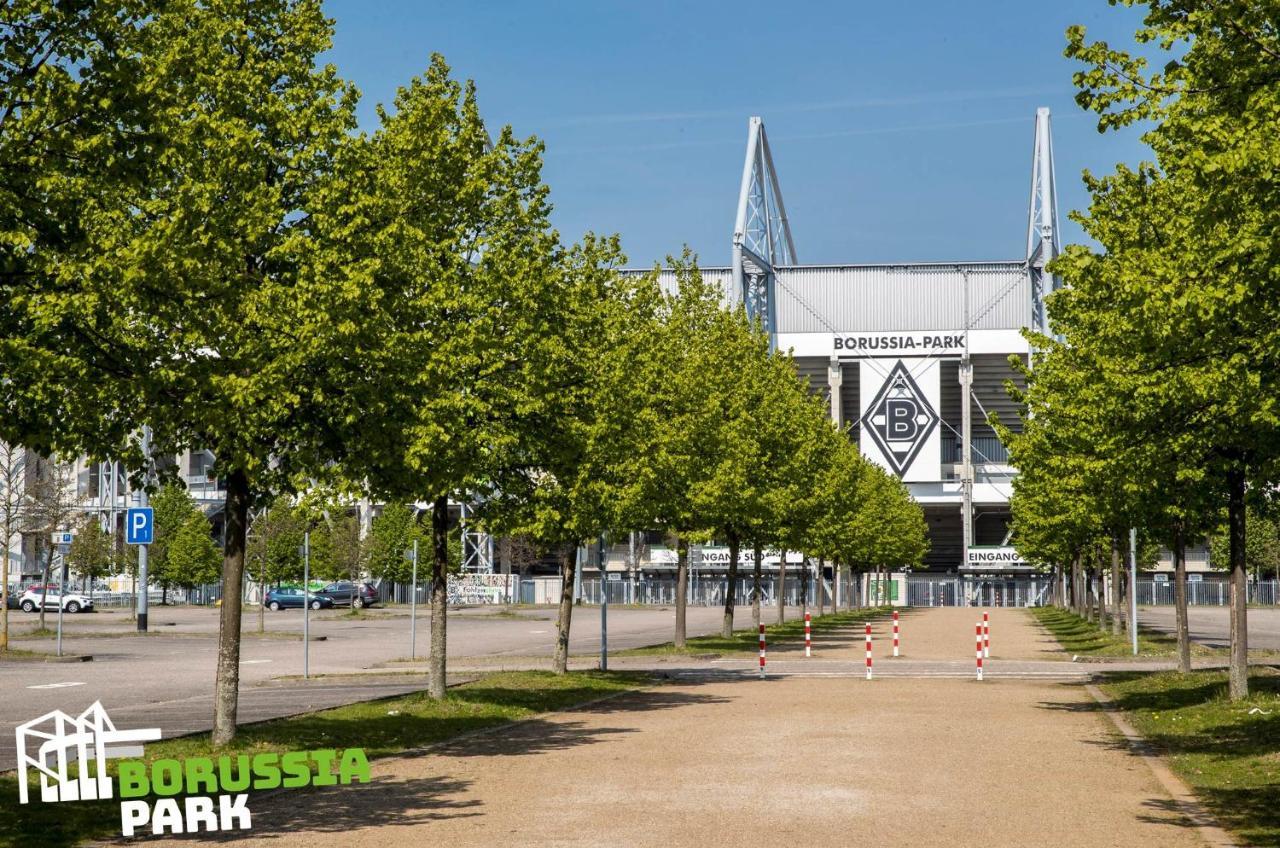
[861,360,939,476]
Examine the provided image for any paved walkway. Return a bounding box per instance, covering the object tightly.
[145,608,1213,847]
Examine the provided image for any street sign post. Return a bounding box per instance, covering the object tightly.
[126,504,154,632]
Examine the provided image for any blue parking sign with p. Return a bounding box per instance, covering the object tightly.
[126,507,154,544]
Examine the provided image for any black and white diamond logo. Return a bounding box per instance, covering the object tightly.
[861,361,939,477]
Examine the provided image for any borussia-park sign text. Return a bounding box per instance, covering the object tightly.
[834,333,965,354]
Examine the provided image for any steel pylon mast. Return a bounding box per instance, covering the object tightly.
[1026,107,1060,335]
[733,117,796,349]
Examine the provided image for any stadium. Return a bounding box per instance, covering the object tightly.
[612,108,1063,602]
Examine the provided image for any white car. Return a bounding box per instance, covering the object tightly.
[18,588,95,613]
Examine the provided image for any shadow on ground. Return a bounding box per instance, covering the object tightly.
[1038,672,1280,846]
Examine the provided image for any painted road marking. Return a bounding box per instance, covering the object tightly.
[28,681,86,690]
[240,659,273,665]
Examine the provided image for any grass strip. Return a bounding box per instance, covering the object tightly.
[0,669,646,848]
[1100,669,1280,846]
[617,607,893,656]
[1030,605,1216,658]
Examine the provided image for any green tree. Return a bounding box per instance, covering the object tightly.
[320,513,365,586]
[149,483,201,603]
[335,57,575,698]
[66,515,113,596]
[247,500,306,587]
[165,514,222,593]
[0,1,389,742]
[0,442,24,651]
[365,502,422,586]
[20,457,79,630]
[1059,0,1280,701]
[1210,507,1280,584]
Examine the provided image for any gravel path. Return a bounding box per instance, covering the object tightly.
[136,608,1211,847]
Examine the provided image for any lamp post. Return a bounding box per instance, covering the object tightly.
[409,539,419,661]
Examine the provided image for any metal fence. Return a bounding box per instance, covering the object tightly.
[1135,579,1280,606]
[906,576,1053,608]
[576,575,831,607]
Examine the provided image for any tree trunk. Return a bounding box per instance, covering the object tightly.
[816,557,825,617]
[1071,555,1082,616]
[1094,566,1104,625]
[674,536,688,649]
[800,556,808,615]
[0,513,8,652]
[257,556,265,634]
[553,542,578,674]
[1172,522,1192,676]
[776,550,787,626]
[1109,537,1121,635]
[1227,468,1249,701]
[1083,566,1094,623]
[751,541,763,630]
[721,531,740,639]
[428,496,450,695]
[211,467,250,747]
[39,546,52,631]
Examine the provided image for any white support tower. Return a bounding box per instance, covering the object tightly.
[733,117,796,348]
[459,501,494,573]
[1026,107,1061,335]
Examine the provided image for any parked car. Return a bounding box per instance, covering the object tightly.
[319,581,380,609]
[17,587,95,613]
[262,587,334,611]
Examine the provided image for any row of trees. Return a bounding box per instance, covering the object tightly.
[1002,1,1280,699]
[0,0,926,744]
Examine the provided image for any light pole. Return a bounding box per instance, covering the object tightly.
[409,539,419,661]
[302,530,310,679]
[1130,527,1139,656]
[599,535,608,671]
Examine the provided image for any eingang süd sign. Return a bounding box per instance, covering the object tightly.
[963,546,1033,570]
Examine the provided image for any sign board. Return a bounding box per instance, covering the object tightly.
[1187,573,1203,583]
[125,507,154,545]
[776,328,1030,359]
[962,546,1033,570]
[1153,573,1169,583]
[860,359,941,482]
[50,531,74,547]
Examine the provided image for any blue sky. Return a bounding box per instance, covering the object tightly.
[323,1,1153,267]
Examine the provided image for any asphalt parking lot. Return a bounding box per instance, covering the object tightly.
[0,602,796,770]
[1139,604,1280,651]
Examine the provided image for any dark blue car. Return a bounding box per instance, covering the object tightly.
[263,587,334,611]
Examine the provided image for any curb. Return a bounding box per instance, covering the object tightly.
[1085,683,1239,848]
[0,652,93,663]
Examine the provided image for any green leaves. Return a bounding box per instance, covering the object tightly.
[1011,1,1280,567]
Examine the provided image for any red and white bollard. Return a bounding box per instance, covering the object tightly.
[983,610,990,659]
[804,612,812,658]
[865,622,873,680]
[892,610,900,657]
[976,622,984,681]
[758,623,766,679]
